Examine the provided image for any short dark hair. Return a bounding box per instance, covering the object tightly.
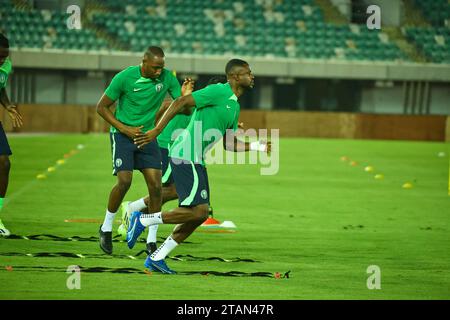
[0,33,9,49]
[225,59,248,75]
[207,75,227,85]
[145,46,164,58]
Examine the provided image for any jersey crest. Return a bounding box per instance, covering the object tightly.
[155,83,164,92]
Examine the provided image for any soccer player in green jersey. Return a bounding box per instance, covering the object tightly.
[118,76,228,253]
[0,34,24,237]
[96,46,193,254]
[127,59,271,273]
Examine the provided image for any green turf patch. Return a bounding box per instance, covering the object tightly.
[0,134,449,299]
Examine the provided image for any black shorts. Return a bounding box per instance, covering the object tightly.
[170,157,210,207]
[0,122,12,156]
[110,132,161,175]
[160,147,174,185]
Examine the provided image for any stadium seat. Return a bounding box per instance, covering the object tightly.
[413,0,450,26]
[405,25,450,63]
[0,1,434,62]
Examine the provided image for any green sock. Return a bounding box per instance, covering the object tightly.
[0,198,3,211]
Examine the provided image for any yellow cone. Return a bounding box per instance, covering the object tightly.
[36,174,46,179]
[364,166,374,172]
[57,159,65,165]
[374,174,384,180]
[47,167,56,172]
[402,182,413,189]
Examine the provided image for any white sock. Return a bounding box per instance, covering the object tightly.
[151,236,178,261]
[139,212,162,227]
[147,224,159,243]
[101,209,117,232]
[129,198,147,213]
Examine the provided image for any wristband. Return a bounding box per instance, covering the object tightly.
[250,141,267,152]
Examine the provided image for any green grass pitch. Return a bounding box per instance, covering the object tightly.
[0,134,449,299]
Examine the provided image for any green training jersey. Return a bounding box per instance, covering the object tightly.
[0,57,12,90]
[157,113,192,149]
[169,82,240,165]
[105,66,181,132]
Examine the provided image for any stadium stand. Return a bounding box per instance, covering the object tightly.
[413,0,450,27]
[404,26,450,63]
[89,0,407,61]
[0,0,108,51]
[0,0,448,64]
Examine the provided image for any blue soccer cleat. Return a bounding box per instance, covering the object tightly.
[126,211,145,249]
[144,255,177,274]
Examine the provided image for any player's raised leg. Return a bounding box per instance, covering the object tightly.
[141,158,210,273]
[124,144,177,252]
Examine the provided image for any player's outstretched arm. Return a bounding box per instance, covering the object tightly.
[223,131,271,153]
[134,94,196,148]
[154,94,192,126]
[223,132,249,152]
[0,88,23,128]
[154,99,172,125]
[96,93,143,139]
[154,78,195,125]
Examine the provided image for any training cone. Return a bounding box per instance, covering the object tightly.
[220,221,237,228]
[402,182,413,189]
[202,217,221,226]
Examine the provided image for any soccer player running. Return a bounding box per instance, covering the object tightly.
[128,59,271,274]
[116,97,189,254]
[96,46,193,254]
[118,76,229,252]
[0,34,24,236]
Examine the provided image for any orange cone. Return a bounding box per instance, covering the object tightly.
[202,217,221,226]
